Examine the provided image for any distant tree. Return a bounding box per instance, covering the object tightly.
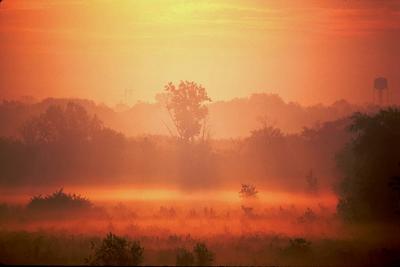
[18,103,126,180]
[246,125,289,177]
[164,81,211,142]
[336,108,400,222]
[239,184,258,198]
[87,232,144,266]
[20,102,102,145]
[193,242,214,266]
[176,247,194,266]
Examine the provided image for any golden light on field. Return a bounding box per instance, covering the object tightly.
[0,2,399,265]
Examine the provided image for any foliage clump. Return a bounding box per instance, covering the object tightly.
[27,188,92,212]
[336,108,400,222]
[164,81,211,142]
[21,102,103,146]
[86,232,144,266]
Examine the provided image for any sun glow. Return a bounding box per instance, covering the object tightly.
[2,0,397,105]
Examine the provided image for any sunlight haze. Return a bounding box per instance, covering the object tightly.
[1,0,399,105]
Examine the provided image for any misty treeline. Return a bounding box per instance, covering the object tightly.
[1,81,399,220]
[0,101,350,190]
[1,100,400,266]
[0,93,367,139]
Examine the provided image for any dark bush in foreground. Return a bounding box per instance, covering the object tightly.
[86,232,144,266]
[1,230,400,266]
[175,242,214,266]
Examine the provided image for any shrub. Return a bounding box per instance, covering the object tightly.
[130,240,144,266]
[87,232,144,266]
[27,188,92,212]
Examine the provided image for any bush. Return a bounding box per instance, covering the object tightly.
[130,240,144,266]
[27,188,92,212]
[87,232,144,266]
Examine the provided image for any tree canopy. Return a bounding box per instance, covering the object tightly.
[336,108,400,222]
[164,81,211,142]
[21,102,103,145]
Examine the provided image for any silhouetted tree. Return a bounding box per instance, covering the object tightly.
[164,81,211,142]
[16,103,127,181]
[21,102,102,146]
[336,108,400,222]
[87,232,144,266]
[246,125,290,177]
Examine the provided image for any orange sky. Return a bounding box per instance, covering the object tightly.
[0,0,399,105]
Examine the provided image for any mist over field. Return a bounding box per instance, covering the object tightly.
[1,0,400,266]
[1,93,399,266]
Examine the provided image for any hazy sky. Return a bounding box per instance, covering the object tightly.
[1,0,399,105]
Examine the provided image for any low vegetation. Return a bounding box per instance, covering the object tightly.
[27,188,92,212]
[86,232,143,266]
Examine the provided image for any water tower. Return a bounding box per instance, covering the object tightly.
[373,77,389,105]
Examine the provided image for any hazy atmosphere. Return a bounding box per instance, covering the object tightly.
[1,0,400,266]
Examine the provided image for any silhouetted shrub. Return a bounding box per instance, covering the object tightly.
[27,188,92,212]
[130,240,144,266]
[87,232,143,266]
